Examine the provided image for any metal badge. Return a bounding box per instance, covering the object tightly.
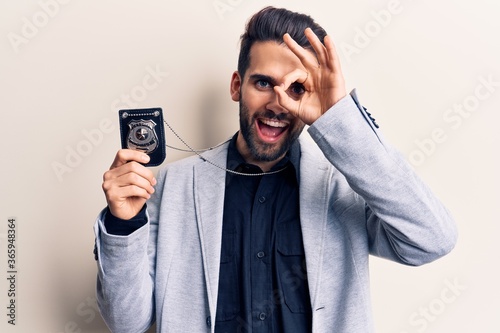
[126,119,158,153]
[119,108,166,167]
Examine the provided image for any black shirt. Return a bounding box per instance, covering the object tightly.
[215,135,312,333]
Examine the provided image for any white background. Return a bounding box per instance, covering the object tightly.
[1,0,499,332]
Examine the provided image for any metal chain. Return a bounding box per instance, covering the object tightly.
[163,120,288,177]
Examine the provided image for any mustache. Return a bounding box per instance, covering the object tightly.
[258,109,291,122]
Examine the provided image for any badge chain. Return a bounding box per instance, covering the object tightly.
[162,120,288,177]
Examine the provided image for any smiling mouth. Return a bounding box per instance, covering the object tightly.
[256,118,289,142]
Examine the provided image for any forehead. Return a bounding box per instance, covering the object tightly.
[245,41,307,79]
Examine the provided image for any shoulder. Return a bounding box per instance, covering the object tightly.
[298,132,328,166]
[298,132,355,198]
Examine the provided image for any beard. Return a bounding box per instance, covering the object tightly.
[238,98,305,162]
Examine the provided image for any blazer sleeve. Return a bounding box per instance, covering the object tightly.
[307,90,458,266]
[93,167,166,332]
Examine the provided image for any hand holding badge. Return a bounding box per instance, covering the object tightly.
[119,108,166,167]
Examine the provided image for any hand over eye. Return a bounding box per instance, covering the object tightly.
[274,28,347,125]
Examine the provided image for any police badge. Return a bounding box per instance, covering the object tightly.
[119,108,166,166]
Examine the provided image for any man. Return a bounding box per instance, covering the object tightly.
[94,6,457,333]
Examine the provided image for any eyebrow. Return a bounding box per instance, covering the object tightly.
[248,74,278,86]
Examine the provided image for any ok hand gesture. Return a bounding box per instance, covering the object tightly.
[274,28,347,125]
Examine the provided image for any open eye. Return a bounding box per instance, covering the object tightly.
[288,82,305,97]
[256,79,272,89]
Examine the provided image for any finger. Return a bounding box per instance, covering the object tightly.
[116,171,156,195]
[103,171,155,204]
[304,28,328,68]
[324,34,342,74]
[110,149,150,169]
[283,33,320,69]
[104,161,157,187]
[274,85,300,116]
[106,184,152,203]
[280,68,308,92]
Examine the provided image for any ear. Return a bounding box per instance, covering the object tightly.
[230,71,241,102]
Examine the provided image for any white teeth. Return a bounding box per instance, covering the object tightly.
[260,119,287,128]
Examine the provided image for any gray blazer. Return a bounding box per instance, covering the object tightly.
[94,91,457,333]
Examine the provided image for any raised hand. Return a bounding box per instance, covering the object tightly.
[274,28,347,125]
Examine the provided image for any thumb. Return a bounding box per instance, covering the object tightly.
[273,85,300,117]
[110,149,150,169]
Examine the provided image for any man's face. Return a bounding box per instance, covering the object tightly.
[230,41,308,166]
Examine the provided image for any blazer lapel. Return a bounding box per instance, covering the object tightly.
[298,137,331,309]
[193,145,228,317]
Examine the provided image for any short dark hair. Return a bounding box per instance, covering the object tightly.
[237,6,327,79]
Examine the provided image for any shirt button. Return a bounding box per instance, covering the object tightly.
[206,316,211,328]
[257,251,265,259]
[258,196,266,203]
[259,312,267,321]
